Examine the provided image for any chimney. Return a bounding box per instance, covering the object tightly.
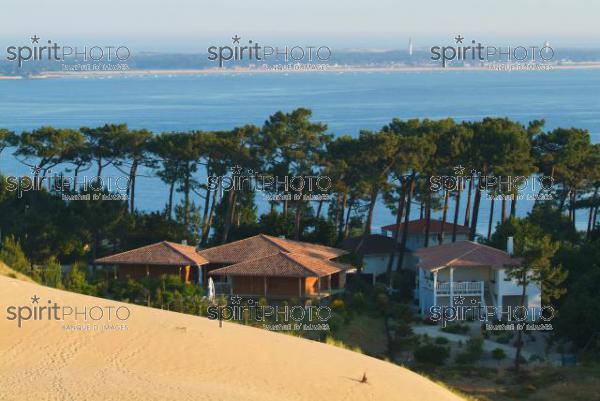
[507,237,514,256]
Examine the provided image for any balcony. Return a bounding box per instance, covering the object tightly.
[425,280,484,296]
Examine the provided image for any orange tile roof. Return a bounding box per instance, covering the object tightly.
[95,241,208,266]
[198,234,347,264]
[381,219,470,235]
[209,251,352,278]
[414,241,520,271]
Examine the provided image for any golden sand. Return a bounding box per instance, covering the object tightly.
[0,275,463,401]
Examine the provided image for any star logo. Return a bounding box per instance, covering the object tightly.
[31,294,40,304]
[229,295,242,305]
[231,165,243,175]
[31,35,40,44]
[453,295,465,305]
[455,35,464,44]
[31,165,42,175]
[232,35,241,44]
[453,165,465,175]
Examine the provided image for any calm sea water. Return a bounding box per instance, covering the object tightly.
[1,69,599,233]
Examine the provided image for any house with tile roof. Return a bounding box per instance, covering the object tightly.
[380,218,470,250]
[414,239,541,318]
[203,234,352,299]
[95,241,209,283]
[340,219,470,282]
[95,234,353,299]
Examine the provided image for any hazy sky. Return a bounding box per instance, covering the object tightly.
[1,0,598,50]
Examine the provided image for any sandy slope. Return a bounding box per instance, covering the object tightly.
[0,275,463,401]
[0,262,34,282]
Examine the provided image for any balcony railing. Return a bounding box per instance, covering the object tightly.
[428,280,484,295]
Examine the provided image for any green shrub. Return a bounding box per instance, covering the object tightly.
[414,344,450,365]
[435,336,450,345]
[492,348,506,361]
[0,236,31,275]
[42,257,63,288]
[440,323,469,334]
[455,337,484,364]
[496,331,514,344]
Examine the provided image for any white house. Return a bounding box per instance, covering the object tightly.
[413,239,542,320]
[341,219,471,283]
[341,234,405,283]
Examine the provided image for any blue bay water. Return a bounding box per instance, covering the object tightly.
[0,69,599,234]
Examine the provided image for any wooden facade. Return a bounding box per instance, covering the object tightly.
[115,263,199,284]
[228,272,346,299]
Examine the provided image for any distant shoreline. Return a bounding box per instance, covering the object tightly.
[3,62,600,79]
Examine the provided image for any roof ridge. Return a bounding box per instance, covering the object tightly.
[259,234,292,253]
[442,246,480,269]
[198,235,272,253]
[281,252,322,276]
[95,241,168,261]
[163,241,203,265]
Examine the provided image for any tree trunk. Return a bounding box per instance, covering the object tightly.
[73,164,82,191]
[338,192,347,241]
[294,204,303,240]
[202,189,218,245]
[96,159,103,179]
[201,187,212,242]
[333,193,341,231]
[452,183,462,243]
[184,168,191,227]
[129,160,138,213]
[221,190,237,244]
[356,187,379,253]
[469,173,483,241]
[440,190,449,244]
[510,194,517,218]
[424,192,432,248]
[587,188,599,239]
[386,179,407,283]
[587,205,594,239]
[514,272,528,373]
[487,198,495,240]
[167,181,175,220]
[571,188,577,230]
[344,199,353,239]
[397,173,415,271]
[464,176,473,226]
[316,198,324,219]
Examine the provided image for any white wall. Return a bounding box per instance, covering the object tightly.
[495,268,541,310]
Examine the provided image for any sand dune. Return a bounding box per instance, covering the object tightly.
[0,275,463,401]
[0,262,34,283]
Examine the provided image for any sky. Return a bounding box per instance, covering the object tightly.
[1,0,599,51]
